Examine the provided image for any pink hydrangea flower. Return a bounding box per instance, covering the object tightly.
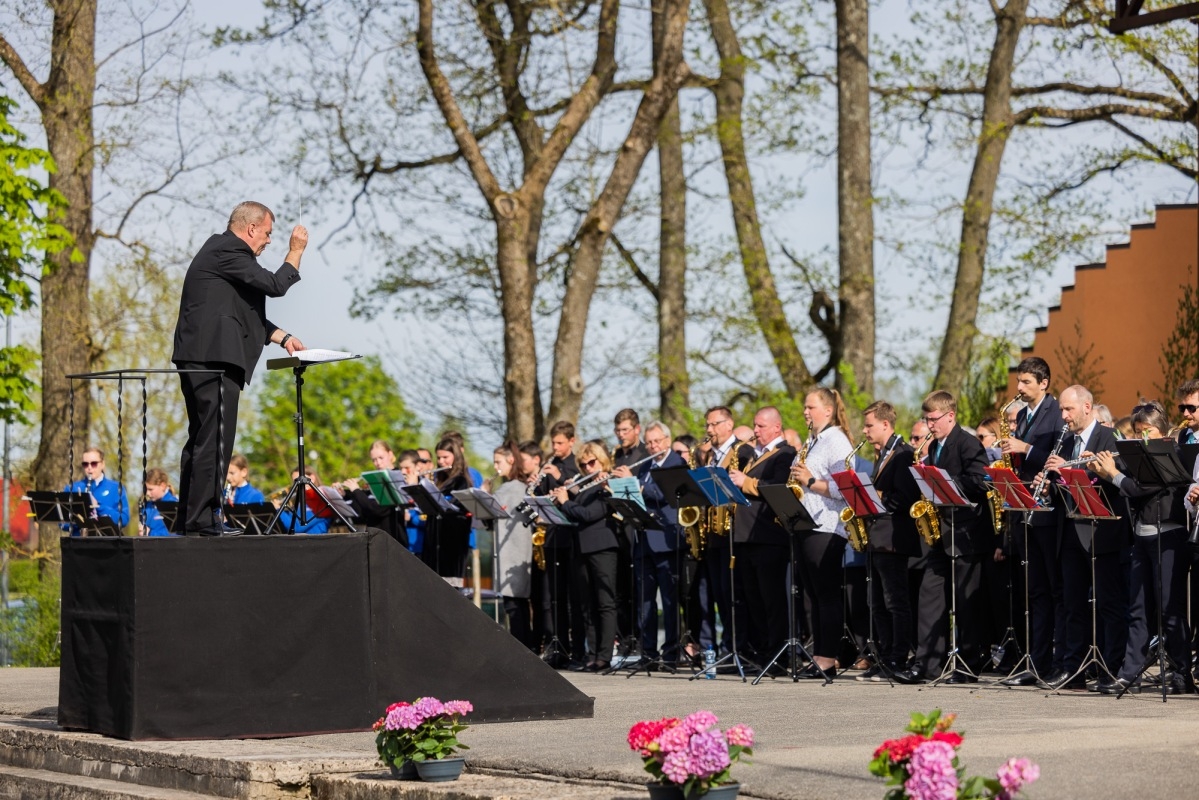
[903,740,958,800]
[683,710,719,734]
[725,723,755,748]
[385,704,424,731]
[662,750,698,784]
[687,730,731,779]
[658,723,692,755]
[996,757,1040,799]
[442,700,473,717]
[413,697,445,718]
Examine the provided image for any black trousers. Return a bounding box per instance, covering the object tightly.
[1119,528,1191,681]
[634,546,679,657]
[1013,519,1060,674]
[871,551,913,666]
[796,532,847,660]
[738,542,790,657]
[909,548,949,677]
[575,548,618,665]
[696,538,734,653]
[177,362,243,533]
[1058,530,1130,675]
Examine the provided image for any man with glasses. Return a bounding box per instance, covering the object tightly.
[901,391,992,684]
[611,409,648,654]
[999,356,1064,686]
[173,201,309,536]
[64,448,130,536]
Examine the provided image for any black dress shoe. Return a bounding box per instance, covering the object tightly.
[1096,677,1136,695]
[567,659,589,672]
[855,664,883,682]
[944,671,978,685]
[1042,669,1073,688]
[797,662,834,681]
[586,661,610,672]
[1000,670,1038,687]
[188,523,243,536]
[893,666,928,685]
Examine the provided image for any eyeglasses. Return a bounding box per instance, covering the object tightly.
[922,412,949,425]
[81,460,100,467]
[581,458,599,468]
[977,432,995,441]
[418,457,432,463]
[1179,404,1198,414]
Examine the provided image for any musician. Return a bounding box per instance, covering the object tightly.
[440,429,485,487]
[910,390,993,683]
[552,442,621,671]
[671,433,697,461]
[909,419,929,447]
[523,439,581,667]
[999,356,1064,686]
[141,468,177,537]
[1092,401,1192,694]
[618,421,684,664]
[1094,404,1115,428]
[694,406,752,658]
[788,392,853,679]
[424,437,473,578]
[224,454,264,505]
[1041,385,1129,689]
[491,441,535,648]
[613,409,648,466]
[396,450,426,554]
[611,409,647,650]
[975,417,1003,464]
[858,401,920,680]
[336,440,409,548]
[63,448,130,536]
[1176,379,1199,672]
[543,421,580,486]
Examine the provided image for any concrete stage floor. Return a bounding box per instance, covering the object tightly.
[0,667,1194,799]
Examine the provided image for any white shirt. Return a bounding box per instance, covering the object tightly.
[712,434,738,466]
[798,426,853,537]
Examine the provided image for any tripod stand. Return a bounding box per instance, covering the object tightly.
[989,519,1023,671]
[932,515,979,686]
[266,362,356,534]
[998,516,1049,688]
[752,527,816,684]
[540,539,571,668]
[841,542,893,684]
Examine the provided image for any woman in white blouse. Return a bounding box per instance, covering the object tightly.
[790,387,855,679]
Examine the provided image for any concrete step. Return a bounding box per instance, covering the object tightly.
[0,763,218,800]
[313,770,649,800]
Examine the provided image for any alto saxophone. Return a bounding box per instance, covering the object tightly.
[841,440,870,552]
[708,439,744,537]
[909,431,941,545]
[680,437,710,559]
[987,393,1023,535]
[786,432,816,501]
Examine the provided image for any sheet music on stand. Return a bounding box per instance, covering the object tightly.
[153,500,180,533]
[24,491,90,525]
[523,495,573,526]
[759,484,818,534]
[419,478,460,513]
[224,502,281,535]
[830,470,886,518]
[265,349,361,370]
[1057,468,1119,520]
[305,485,358,520]
[984,467,1039,512]
[81,517,122,537]
[451,488,511,521]
[606,476,646,509]
[1116,439,1192,488]
[360,470,412,507]
[910,465,976,508]
[690,465,750,507]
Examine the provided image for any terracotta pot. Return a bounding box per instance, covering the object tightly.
[415,757,466,782]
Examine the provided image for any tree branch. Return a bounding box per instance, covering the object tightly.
[611,233,659,302]
[0,34,46,105]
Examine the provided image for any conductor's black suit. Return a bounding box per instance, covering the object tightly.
[172,230,300,533]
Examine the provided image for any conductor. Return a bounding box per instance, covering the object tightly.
[172,201,308,535]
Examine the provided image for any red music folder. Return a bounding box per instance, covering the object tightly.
[984,466,1039,511]
[910,465,972,507]
[1057,468,1118,520]
[831,470,885,517]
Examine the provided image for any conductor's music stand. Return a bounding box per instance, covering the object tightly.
[1054,467,1121,691]
[912,465,979,686]
[756,484,818,684]
[986,466,1048,688]
[830,469,891,684]
[1114,439,1192,701]
[265,351,361,535]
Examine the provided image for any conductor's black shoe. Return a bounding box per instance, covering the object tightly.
[1096,677,1136,695]
[189,523,242,536]
[944,671,978,685]
[1000,670,1038,687]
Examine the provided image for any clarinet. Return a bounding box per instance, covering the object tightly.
[1029,424,1070,503]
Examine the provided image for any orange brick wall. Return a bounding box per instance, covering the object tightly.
[1007,204,1199,417]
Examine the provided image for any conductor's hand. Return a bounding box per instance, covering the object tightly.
[284,335,305,355]
[287,225,309,270]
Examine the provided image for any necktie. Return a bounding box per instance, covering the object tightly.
[1072,436,1082,461]
[1188,430,1197,445]
[1018,409,1033,439]
[933,440,942,465]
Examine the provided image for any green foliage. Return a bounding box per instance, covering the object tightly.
[0,560,61,667]
[241,355,422,490]
[956,337,1016,427]
[0,93,74,425]
[1158,275,1199,401]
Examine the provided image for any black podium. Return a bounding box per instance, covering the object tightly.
[58,530,593,740]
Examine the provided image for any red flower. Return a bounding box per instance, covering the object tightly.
[875,734,925,763]
[930,731,963,749]
[628,717,681,753]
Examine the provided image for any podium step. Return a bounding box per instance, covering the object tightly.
[0,763,218,800]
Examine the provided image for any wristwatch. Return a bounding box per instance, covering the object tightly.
[280,333,293,347]
[806,477,816,488]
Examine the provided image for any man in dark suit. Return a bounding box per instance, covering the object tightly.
[172,201,307,535]
[729,406,797,666]
[914,389,994,683]
[859,401,922,680]
[1044,385,1130,689]
[1000,356,1066,684]
[621,421,685,663]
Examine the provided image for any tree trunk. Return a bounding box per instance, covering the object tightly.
[703,0,814,395]
[494,207,541,442]
[933,0,1029,395]
[835,0,875,396]
[546,0,691,427]
[27,1,98,507]
[654,1,688,431]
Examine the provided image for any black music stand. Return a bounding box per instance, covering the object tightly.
[153,501,180,534]
[604,496,672,677]
[987,466,1049,689]
[1054,468,1122,691]
[25,491,90,529]
[265,352,360,535]
[405,483,464,578]
[1114,439,1192,701]
[452,488,511,624]
[754,485,818,684]
[224,502,281,535]
[656,465,755,682]
[520,495,575,666]
[830,470,892,684]
[912,465,979,686]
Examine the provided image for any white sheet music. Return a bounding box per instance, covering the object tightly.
[293,349,358,363]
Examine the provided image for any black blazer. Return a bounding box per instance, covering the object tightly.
[172,231,301,383]
[1055,424,1131,554]
[560,485,619,554]
[927,424,993,557]
[732,443,797,546]
[868,436,922,557]
[638,450,685,552]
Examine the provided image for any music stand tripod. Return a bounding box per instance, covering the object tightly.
[606,497,676,677]
[265,355,359,535]
[517,497,574,668]
[754,483,817,684]
[1114,439,1192,701]
[986,467,1045,687]
[1055,469,1121,691]
[989,518,1023,672]
[830,471,891,682]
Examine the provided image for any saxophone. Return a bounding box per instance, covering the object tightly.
[909,431,941,545]
[841,440,870,552]
[680,437,709,559]
[708,439,743,536]
[987,393,1023,535]
[786,432,816,501]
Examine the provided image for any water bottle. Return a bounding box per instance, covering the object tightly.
[703,648,716,679]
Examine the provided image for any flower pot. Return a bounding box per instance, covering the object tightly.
[388,760,418,780]
[646,782,740,800]
[414,757,465,782]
